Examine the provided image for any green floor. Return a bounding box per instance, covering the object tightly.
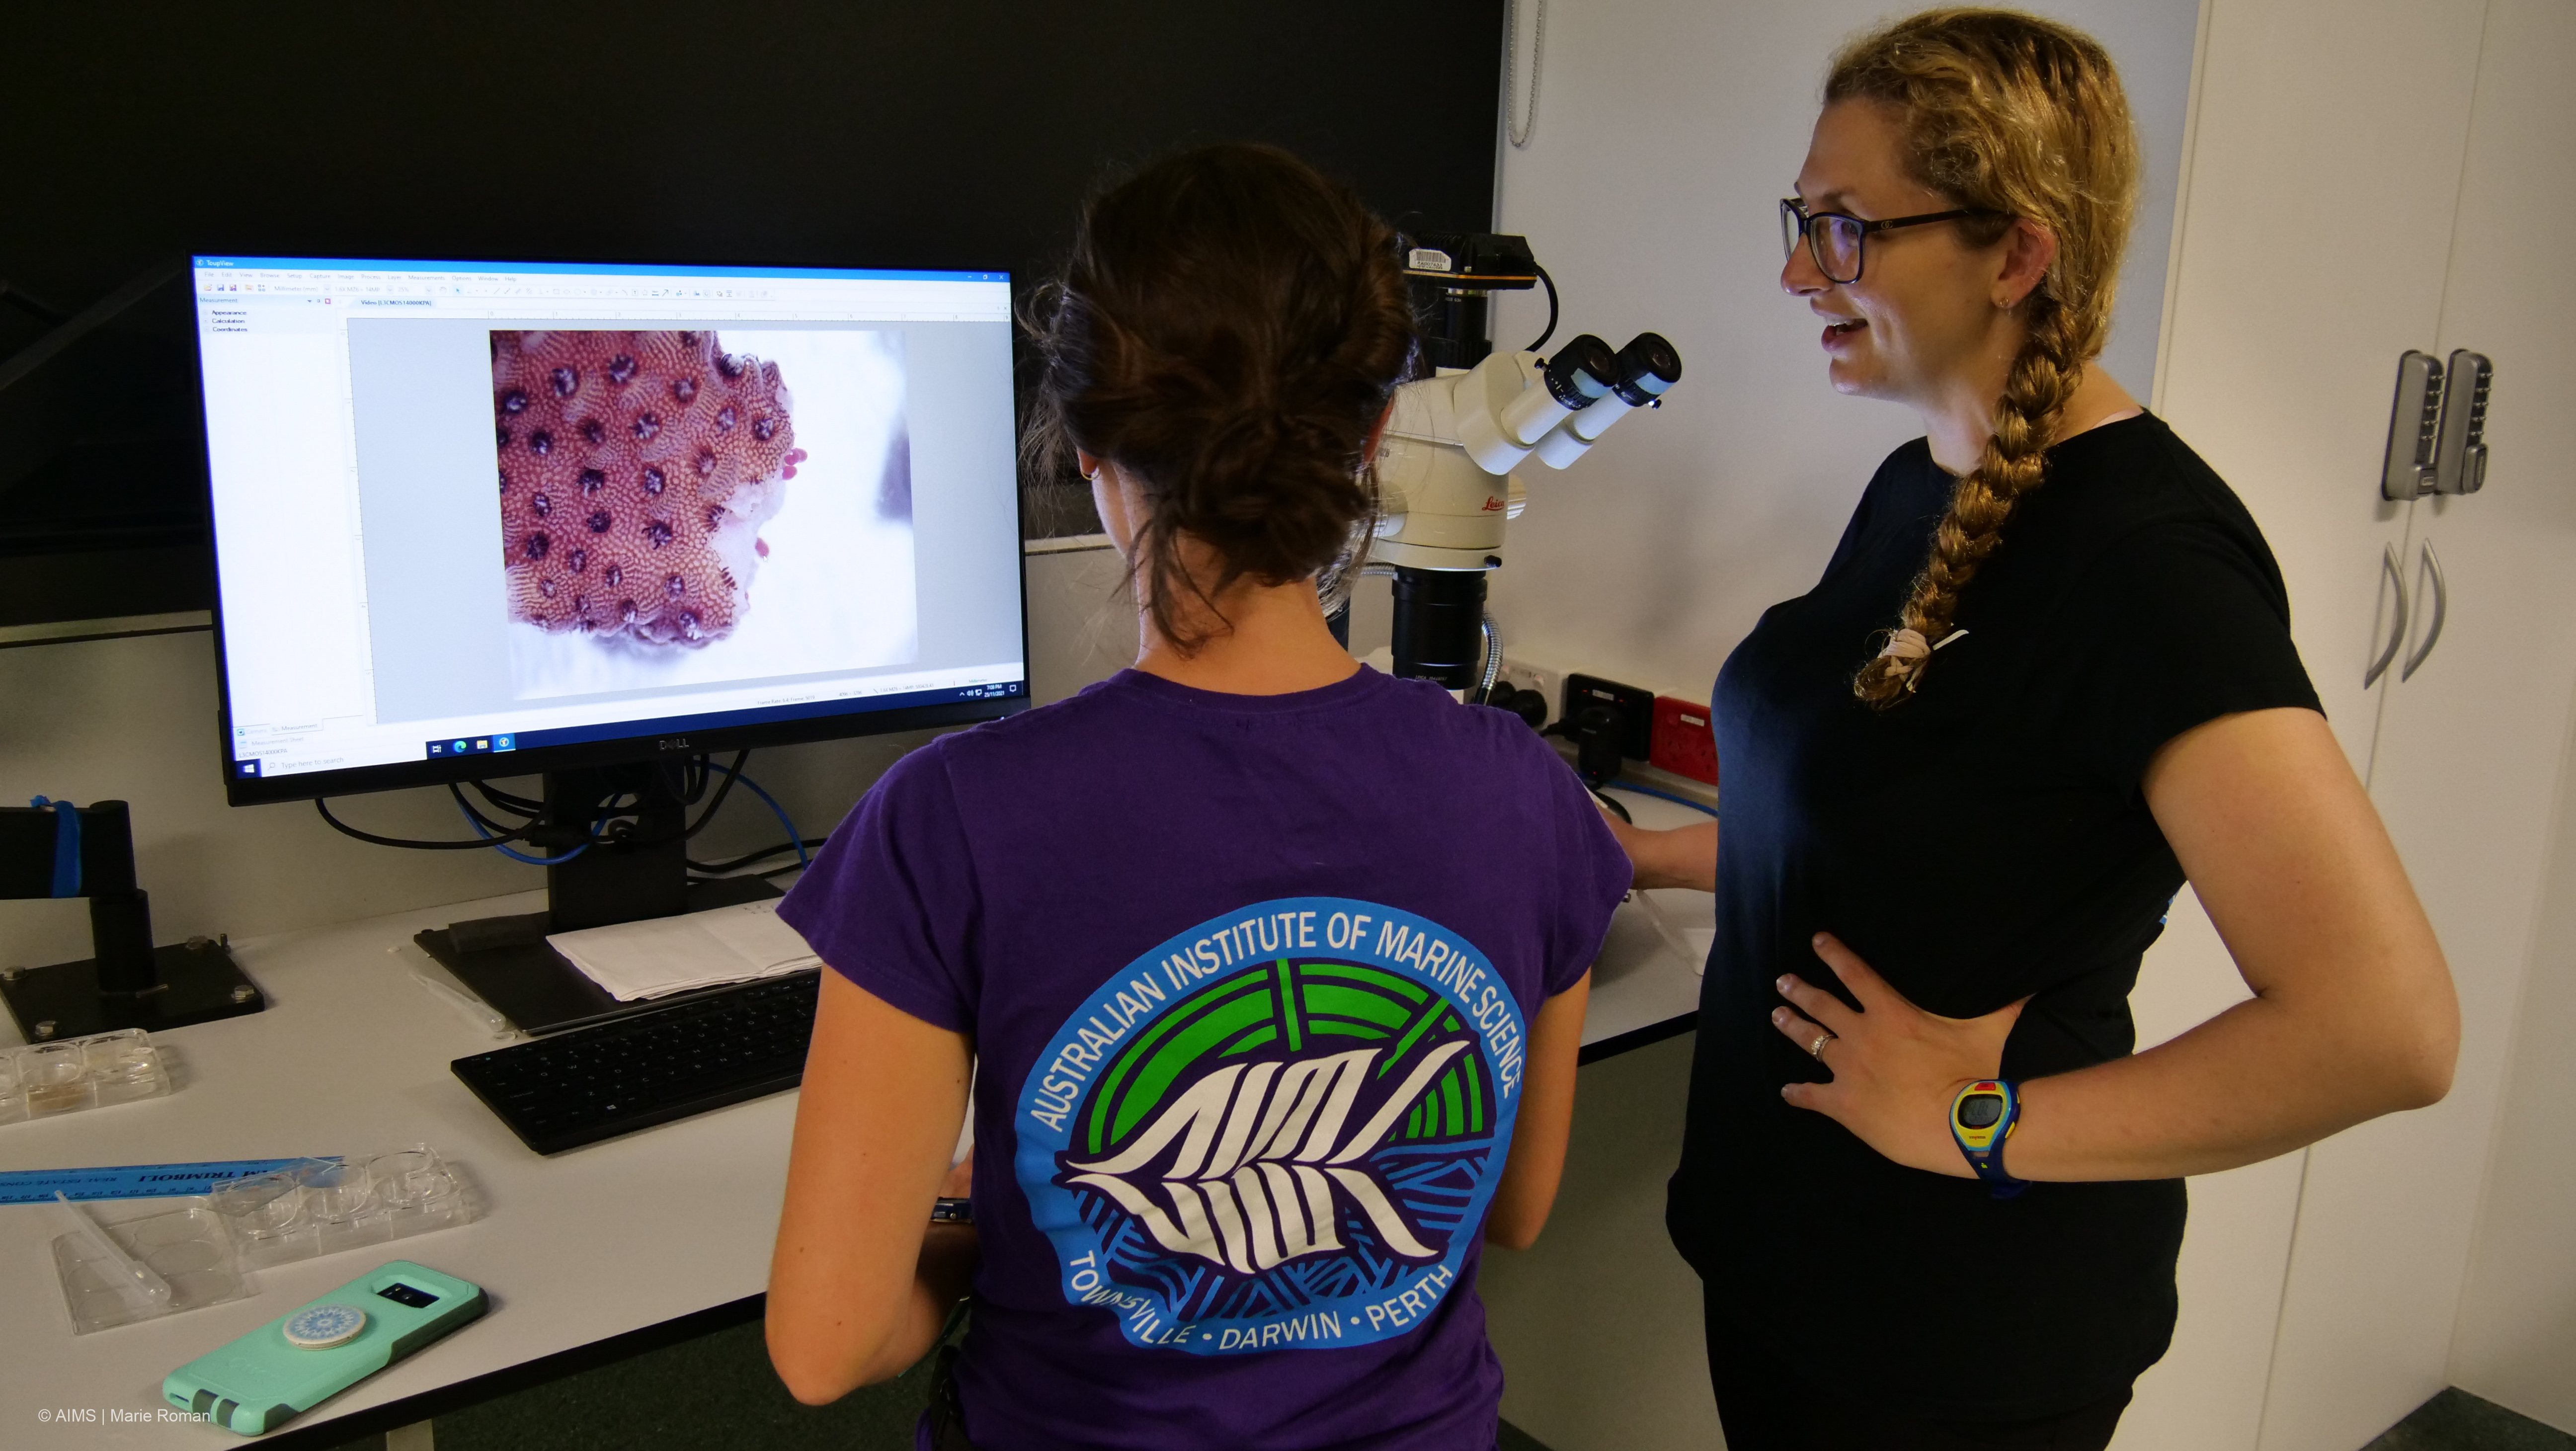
[319,1320,2565,1451]
[2366,1389,2576,1451]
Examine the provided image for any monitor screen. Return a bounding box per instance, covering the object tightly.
[189,255,1028,805]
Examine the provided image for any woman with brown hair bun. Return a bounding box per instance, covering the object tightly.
[766,144,1626,1450]
[1612,10,2459,1447]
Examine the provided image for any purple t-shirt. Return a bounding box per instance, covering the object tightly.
[779,666,1627,1451]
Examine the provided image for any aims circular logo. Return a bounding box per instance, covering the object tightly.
[1015,896,1530,1355]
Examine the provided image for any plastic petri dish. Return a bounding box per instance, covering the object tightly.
[26,1042,87,1087]
[24,1043,93,1113]
[211,1171,305,1239]
[368,1151,457,1209]
[308,1162,378,1225]
[84,1035,159,1081]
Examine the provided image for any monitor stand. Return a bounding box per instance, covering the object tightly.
[415,765,785,1036]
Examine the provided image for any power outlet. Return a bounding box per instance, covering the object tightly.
[1495,652,1575,727]
[1650,695,1719,785]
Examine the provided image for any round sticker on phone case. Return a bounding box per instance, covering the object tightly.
[283,1303,367,1348]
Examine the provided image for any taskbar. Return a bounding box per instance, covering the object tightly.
[228,678,1026,780]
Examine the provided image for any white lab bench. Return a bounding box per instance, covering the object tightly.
[0,786,1707,1447]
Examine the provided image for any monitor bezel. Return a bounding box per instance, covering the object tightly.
[188,250,1033,809]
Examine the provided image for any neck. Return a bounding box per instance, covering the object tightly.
[1921,357,2142,476]
[1133,571,1360,696]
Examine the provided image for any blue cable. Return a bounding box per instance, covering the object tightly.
[726,769,810,868]
[1607,779,1721,819]
[454,799,590,866]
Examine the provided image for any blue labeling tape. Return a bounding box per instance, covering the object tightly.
[0,1158,331,1205]
[31,796,81,897]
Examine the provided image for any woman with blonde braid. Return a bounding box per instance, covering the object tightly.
[1612,11,2459,1447]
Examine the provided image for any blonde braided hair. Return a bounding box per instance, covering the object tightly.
[1833,9,2140,707]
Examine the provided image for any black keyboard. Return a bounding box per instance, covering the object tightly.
[450,971,820,1155]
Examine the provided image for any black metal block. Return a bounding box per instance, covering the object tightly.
[0,937,264,1042]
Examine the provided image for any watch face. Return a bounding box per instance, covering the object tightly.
[1957,1093,2006,1130]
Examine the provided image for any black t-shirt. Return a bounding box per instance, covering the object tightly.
[1667,413,2322,1420]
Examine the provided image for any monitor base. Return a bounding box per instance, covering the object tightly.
[418,874,783,1037]
[0,938,265,1043]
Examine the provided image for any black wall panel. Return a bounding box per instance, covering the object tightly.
[0,0,1504,621]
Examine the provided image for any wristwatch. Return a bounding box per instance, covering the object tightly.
[930,1197,974,1225]
[1948,1080,2028,1200]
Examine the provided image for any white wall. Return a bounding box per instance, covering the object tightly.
[1485,0,2198,702]
[2450,706,2576,1430]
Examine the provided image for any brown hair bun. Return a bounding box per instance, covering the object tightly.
[1024,144,1416,653]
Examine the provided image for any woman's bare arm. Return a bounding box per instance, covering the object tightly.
[1485,971,1593,1249]
[1769,707,2458,1181]
[1607,816,1718,893]
[767,969,974,1404]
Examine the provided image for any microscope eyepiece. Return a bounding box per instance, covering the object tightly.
[1611,332,1683,406]
[1539,334,1620,409]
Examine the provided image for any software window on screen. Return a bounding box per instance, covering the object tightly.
[190,257,1023,782]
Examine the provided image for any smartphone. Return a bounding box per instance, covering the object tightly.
[162,1260,486,1436]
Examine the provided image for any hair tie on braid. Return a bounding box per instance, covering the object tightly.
[1871,625,1970,692]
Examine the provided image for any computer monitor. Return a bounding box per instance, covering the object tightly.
[188,253,1029,1030]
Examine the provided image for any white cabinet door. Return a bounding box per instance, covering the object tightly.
[2156,0,2484,767]
[2269,0,2576,1443]
[2148,2,2488,1449]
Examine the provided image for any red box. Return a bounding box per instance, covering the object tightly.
[1650,695,1719,786]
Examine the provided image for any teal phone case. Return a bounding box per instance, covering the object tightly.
[162,1260,486,1436]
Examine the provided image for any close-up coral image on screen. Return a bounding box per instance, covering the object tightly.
[491,327,916,700]
[494,328,801,648]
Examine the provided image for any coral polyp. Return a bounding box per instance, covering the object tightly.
[493,329,805,647]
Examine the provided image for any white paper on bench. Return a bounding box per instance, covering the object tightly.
[548,898,821,1002]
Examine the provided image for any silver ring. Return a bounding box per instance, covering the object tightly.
[1809,1032,1832,1060]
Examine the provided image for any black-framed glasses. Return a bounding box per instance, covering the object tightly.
[1779,198,2003,285]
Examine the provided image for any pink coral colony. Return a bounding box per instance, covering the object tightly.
[493,329,805,646]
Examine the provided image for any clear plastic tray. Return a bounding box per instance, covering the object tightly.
[50,1144,482,1334]
[0,1028,171,1125]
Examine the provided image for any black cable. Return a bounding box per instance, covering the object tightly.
[1588,786,1632,824]
[669,751,746,842]
[449,783,540,839]
[688,837,829,875]
[316,797,545,851]
[473,780,545,816]
[0,278,69,327]
[321,749,750,855]
[1525,263,1559,353]
[592,750,749,850]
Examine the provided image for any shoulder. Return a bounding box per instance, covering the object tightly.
[2035,414,2288,590]
[1859,436,1947,519]
[1373,672,1576,775]
[921,675,1146,773]
[2042,414,2263,536]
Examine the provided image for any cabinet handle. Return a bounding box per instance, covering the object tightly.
[2401,542,2447,681]
[2366,544,2409,688]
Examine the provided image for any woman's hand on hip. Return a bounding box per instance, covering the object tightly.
[1771,932,2025,1177]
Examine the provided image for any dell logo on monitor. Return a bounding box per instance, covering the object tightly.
[657,737,693,752]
